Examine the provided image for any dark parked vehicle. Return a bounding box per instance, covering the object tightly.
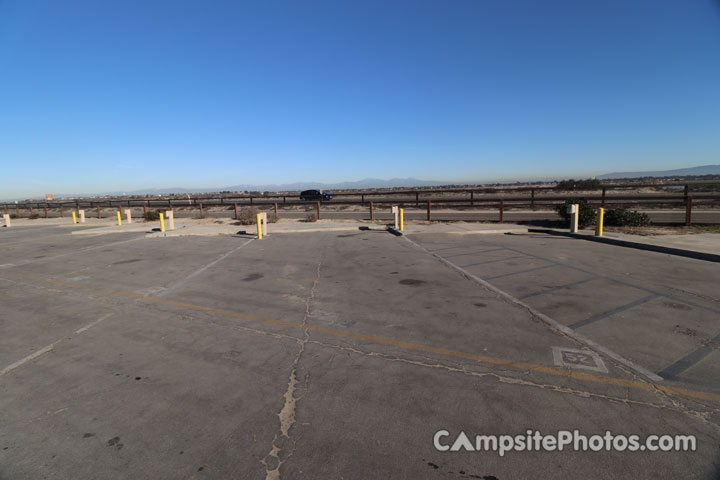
[299,189,333,201]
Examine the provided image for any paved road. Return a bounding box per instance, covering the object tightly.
[0,225,718,478]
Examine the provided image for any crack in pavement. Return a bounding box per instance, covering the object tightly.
[260,249,324,480]
[178,315,720,432]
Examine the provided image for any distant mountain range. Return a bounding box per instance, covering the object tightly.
[49,178,447,198]
[9,167,720,201]
[598,164,720,180]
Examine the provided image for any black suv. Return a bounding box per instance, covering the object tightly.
[299,189,333,201]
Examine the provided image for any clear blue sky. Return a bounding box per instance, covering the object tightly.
[1,0,719,198]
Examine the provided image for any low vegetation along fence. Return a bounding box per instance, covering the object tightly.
[4,181,720,226]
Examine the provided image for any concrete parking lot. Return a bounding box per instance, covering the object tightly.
[1,222,719,479]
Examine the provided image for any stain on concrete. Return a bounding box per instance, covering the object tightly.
[665,302,691,311]
[243,273,263,282]
[400,278,426,286]
[112,259,141,265]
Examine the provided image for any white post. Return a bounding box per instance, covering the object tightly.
[3,213,10,228]
[261,212,268,235]
[125,209,132,224]
[79,210,86,223]
[567,204,579,233]
[166,210,175,230]
[392,206,399,229]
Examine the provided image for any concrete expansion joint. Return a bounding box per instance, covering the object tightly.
[261,250,324,480]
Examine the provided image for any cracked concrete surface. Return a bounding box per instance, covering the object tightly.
[1,224,719,479]
[261,249,323,479]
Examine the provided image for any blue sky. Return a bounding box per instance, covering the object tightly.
[1,0,719,198]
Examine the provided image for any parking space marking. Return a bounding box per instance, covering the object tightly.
[402,235,665,383]
[0,313,114,376]
[8,267,720,402]
[518,276,601,300]
[443,247,507,258]
[450,235,720,316]
[2,235,147,267]
[155,239,254,297]
[459,255,528,268]
[658,332,720,380]
[552,347,608,373]
[569,294,660,330]
[484,263,555,280]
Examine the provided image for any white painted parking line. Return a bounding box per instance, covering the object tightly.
[4,235,146,267]
[155,239,254,297]
[0,313,114,377]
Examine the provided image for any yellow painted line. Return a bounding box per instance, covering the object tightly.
[2,268,719,403]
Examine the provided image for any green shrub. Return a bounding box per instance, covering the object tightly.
[143,210,161,221]
[603,208,651,227]
[9,213,18,219]
[304,212,317,223]
[555,198,597,228]
[555,178,602,191]
[28,213,39,220]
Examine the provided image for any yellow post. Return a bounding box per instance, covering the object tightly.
[116,211,122,226]
[256,213,263,239]
[160,212,165,233]
[595,208,604,236]
[399,208,404,231]
[72,212,77,224]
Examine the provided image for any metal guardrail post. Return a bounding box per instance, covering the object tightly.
[370,201,374,221]
[685,197,693,226]
[427,200,431,222]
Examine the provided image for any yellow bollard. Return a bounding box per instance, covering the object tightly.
[160,213,165,233]
[595,208,604,236]
[117,211,122,226]
[399,208,404,231]
[257,213,263,239]
[72,212,77,224]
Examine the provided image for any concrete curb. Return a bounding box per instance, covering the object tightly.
[528,229,720,263]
